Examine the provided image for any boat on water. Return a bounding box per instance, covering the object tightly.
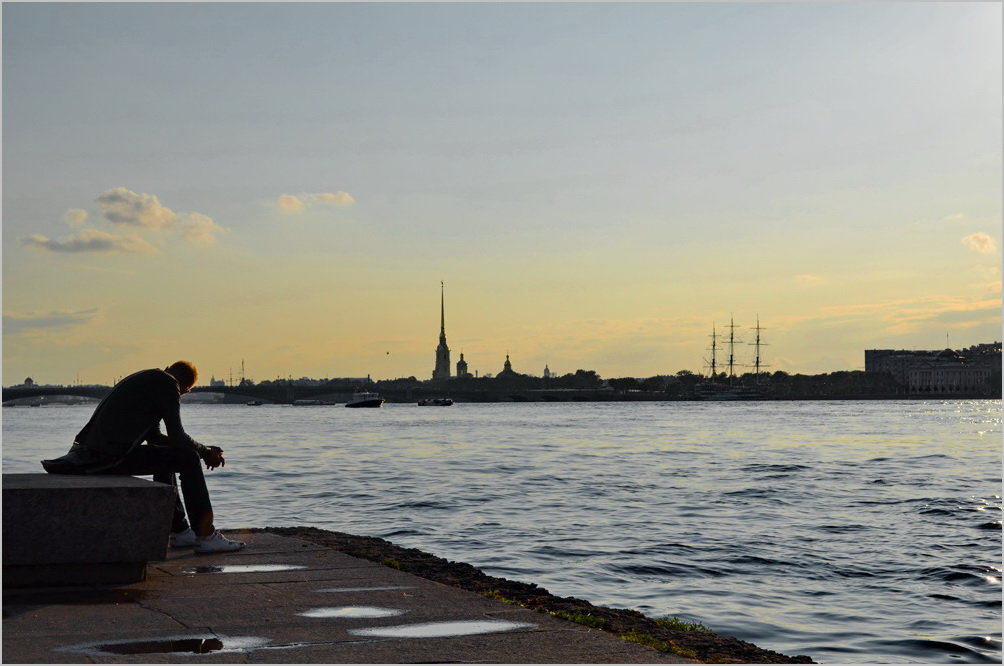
[418,397,454,406]
[345,391,384,408]
[694,317,771,401]
[246,400,264,406]
[693,381,770,401]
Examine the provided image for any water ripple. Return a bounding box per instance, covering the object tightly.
[3,399,999,664]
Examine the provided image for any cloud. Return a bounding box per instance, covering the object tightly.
[96,187,177,230]
[943,213,965,222]
[961,232,997,255]
[3,308,100,335]
[811,296,1002,336]
[309,192,355,205]
[20,229,159,254]
[179,213,229,246]
[795,274,825,285]
[21,188,227,256]
[277,194,305,214]
[63,209,89,227]
[277,191,355,214]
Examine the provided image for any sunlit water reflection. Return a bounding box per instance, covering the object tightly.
[4,399,1000,663]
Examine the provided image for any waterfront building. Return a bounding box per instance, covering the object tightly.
[432,282,451,380]
[865,342,1001,395]
[543,364,552,379]
[907,353,995,395]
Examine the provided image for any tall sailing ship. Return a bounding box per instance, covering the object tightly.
[693,317,771,400]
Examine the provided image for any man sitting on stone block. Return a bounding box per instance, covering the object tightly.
[42,361,245,554]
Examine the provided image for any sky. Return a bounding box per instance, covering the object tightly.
[2,1,1001,386]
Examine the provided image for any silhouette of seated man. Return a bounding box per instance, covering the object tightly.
[42,361,244,553]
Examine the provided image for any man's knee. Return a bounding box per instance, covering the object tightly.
[177,448,202,468]
[154,446,201,470]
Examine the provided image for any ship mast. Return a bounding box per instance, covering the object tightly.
[726,316,738,384]
[750,317,768,383]
[706,323,718,379]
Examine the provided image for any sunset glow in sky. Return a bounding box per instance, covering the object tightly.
[3,2,1001,385]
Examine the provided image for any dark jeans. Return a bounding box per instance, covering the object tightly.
[103,445,214,536]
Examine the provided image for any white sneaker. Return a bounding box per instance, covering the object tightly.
[194,531,246,553]
[169,527,199,548]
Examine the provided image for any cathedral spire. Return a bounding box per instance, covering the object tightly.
[432,281,452,380]
[440,280,446,338]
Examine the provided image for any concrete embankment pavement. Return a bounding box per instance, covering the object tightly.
[3,531,698,664]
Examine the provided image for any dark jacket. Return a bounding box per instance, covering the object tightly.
[43,368,206,474]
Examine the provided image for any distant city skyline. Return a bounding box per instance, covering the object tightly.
[3,2,1000,385]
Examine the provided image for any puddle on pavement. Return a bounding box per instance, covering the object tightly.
[57,635,271,657]
[299,606,406,619]
[96,637,225,655]
[180,563,307,574]
[317,586,415,593]
[349,620,536,639]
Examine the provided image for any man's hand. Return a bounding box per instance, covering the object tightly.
[202,445,226,470]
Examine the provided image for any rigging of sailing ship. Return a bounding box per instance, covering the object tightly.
[694,316,771,400]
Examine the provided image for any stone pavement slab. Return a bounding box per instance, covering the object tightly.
[3,531,697,664]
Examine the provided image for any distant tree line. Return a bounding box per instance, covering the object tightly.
[426,367,1000,399]
[209,365,1001,400]
[375,369,607,391]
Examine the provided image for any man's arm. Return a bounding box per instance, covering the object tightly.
[148,374,206,452]
[147,423,225,469]
[152,376,227,469]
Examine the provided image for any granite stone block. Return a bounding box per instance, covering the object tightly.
[3,473,176,586]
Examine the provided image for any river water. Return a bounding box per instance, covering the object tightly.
[3,399,1000,663]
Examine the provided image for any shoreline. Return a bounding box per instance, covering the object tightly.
[256,526,815,664]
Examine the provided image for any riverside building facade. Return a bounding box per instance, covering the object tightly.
[865,342,1001,395]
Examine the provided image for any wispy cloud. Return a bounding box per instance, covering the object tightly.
[795,274,825,285]
[780,295,1003,336]
[179,213,229,246]
[961,232,997,255]
[3,308,100,335]
[20,229,159,254]
[63,208,89,227]
[309,192,355,205]
[277,191,355,215]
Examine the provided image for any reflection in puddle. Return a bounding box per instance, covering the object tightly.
[299,606,406,619]
[180,563,307,574]
[349,620,535,638]
[317,585,415,593]
[57,635,270,657]
[99,638,224,655]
